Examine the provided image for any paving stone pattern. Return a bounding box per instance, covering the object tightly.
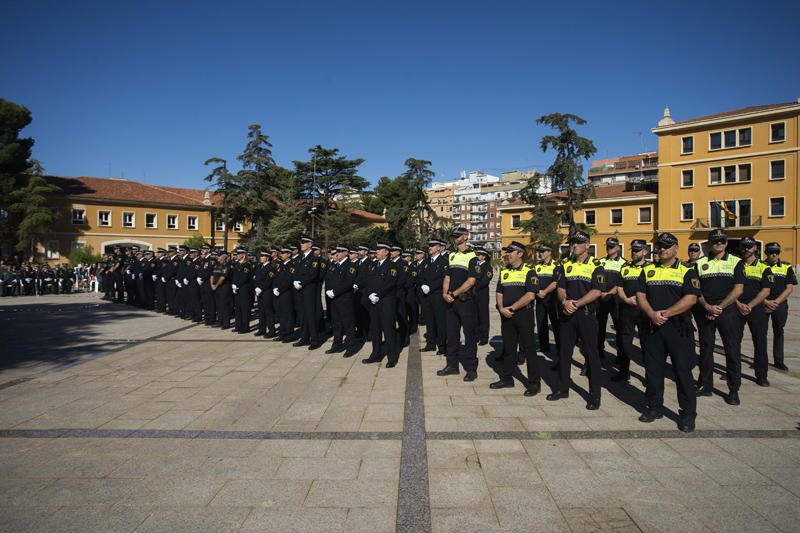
[1,292,799,532]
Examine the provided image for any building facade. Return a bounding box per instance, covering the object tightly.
[653,100,800,262]
[588,152,658,186]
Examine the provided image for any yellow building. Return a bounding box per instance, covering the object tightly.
[653,100,800,262]
[425,182,457,221]
[498,183,658,258]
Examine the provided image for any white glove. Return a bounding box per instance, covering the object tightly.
[175,280,182,288]
[183,278,189,285]
[421,284,430,294]
[369,293,379,304]
[326,289,334,299]
[353,284,359,291]
[293,281,302,290]
[161,276,166,283]
[232,284,238,292]
[255,287,262,296]
[273,288,280,296]
[152,275,158,282]
[196,277,202,285]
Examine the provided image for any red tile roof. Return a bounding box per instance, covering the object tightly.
[46,176,216,208]
[349,208,385,221]
[670,102,797,126]
[547,183,655,200]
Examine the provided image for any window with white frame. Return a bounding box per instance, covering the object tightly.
[770,122,785,143]
[187,216,198,231]
[98,210,111,227]
[681,169,694,188]
[122,211,135,228]
[215,219,225,231]
[770,160,785,180]
[681,136,694,154]
[584,210,596,225]
[234,222,243,233]
[610,208,623,225]
[44,240,60,259]
[710,164,750,185]
[770,197,785,217]
[638,206,652,224]
[167,214,178,230]
[71,208,86,225]
[710,127,751,150]
[145,213,157,229]
[681,203,694,221]
[559,212,570,227]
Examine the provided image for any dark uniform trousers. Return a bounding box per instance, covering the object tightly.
[500,307,540,385]
[331,293,356,350]
[234,283,252,332]
[597,297,619,356]
[396,286,408,347]
[155,278,166,312]
[770,302,789,366]
[215,285,233,328]
[445,298,478,372]
[640,320,696,416]
[558,309,602,401]
[277,290,295,339]
[407,290,419,334]
[369,295,399,363]
[425,295,447,350]
[697,305,743,391]
[475,287,490,344]
[616,305,642,375]
[740,305,769,381]
[186,279,202,322]
[299,284,321,344]
[166,280,178,315]
[535,298,560,354]
[201,279,216,325]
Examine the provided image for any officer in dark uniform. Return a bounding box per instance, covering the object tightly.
[362,243,400,367]
[313,245,328,334]
[694,229,745,404]
[353,244,372,340]
[548,230,605,410]
[122,247,135,304]
[273,248,296,342]
[534,244,559,356]
[290,245,304,327]
[598,237,625,357]
[199,244,216,325]
[184,248,203,322]
[390,246,409,347]
[253,251,275,337]
[613,239,649,382]
[737,236,774,386]
[420,240,448,354]
[405,250,421,335]
[211,250,233,329]
[164,246,180,315]
[154,248,167,312]
[231,248,252,332]
[474,247,493,346]
[175,245,190,317]
[135,249,147,307]
[140,250,157,309]
[325,246,358,356]
[685,243,702,267]
[490,241,541,395]
[438,227,480,381]
[763,242,795,371]
[635,232,701,432]
[293,237,323,349]
[414,249,427,327]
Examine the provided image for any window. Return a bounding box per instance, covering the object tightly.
[709,167,722,185]
[167,214,178,230]
[724,130,737,148]
[711,127,751,150]
[710,199,751,227]
[710,164,750,185]
[724,166,736,183]
[187,216,198,231]
[738,163,751,182]
[770,197,785,217]
[122,211,135,228]
[771,122,785,143]
[44,240,60,260]
[559,212,570,227]
[511,215,520,229]
[681,136,694,154]
[770,160,785,180]
[588,244,597,257]
[638,207,652,224]
[610,208,623,225]
[681,169,694,188]
[145,213,157,229]
[681,203,694,221]
[710,132,722,151]
[71,208,86,225]
[584,210,596,225]
[738,128,751,146]
[98,210,111,227]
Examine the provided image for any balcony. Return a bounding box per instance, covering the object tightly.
[690,215,762,230]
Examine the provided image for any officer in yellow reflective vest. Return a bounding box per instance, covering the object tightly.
[598,237,625,358]
[694,229,745,405]
[548,231,605,410]
[534,244,560,357]
[635,233,701,432]
[490,241,541,395]
[763,242,796,371]
[438,227,480,381]
[737,236,774,386]
[613,239,650,382]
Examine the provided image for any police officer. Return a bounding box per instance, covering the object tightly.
[325,246,358,356]
[737,236,774,386]
[438,227,480,381]
[164,245,180,315]
[598,237,625,357]
[390,246,409,347]
[154,248,167,312]
[362,243,400,367]
[474,247,493,346]
[534,244,559,356]
[403,251,420,339]
[694,229,745,405]
[253,251,273,337]
[184,248,203,322]
[490,241,541,396]
[353,244,372,340]
[420,240,447,354]
[548,230,605,410]
[140,250,157,309]
[635,232,701,432]
[685,243,702,267]
[211,250,233,329]
[613,239,649,382]
[414,249,427,327]
[293,237,323,349]
[230,248,252,332]
[199,244,215,324]
[763,242,795,371]
[273,248,296,342]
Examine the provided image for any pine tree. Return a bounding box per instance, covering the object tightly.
[7,162,62,259]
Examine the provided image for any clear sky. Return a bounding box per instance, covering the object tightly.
[2,0,799,189]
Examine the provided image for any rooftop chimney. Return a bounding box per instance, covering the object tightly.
[658,106,675,127]
[203,191,212,206]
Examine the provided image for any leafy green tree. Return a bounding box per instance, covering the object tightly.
[517,113,597,248]
[7,162,62,259]
[0,98,36,248]
[203,157,239,250]
[401,158,437,244]
[182,233,207,249]
[266,175,307,246]
[68,245,102,266]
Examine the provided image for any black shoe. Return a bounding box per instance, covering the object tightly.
[678,411,696,433]
[696,387,713,397]
[362,357,382,364]
[293,341,309,347]
[463,371,477,382]
[420,345,437,353]
[638,407,663,423]
[325,346,344,354]
[478,340,488,346]
[436,366,459,376]
[725,391,740,406]
[343,349,358,358]
[255,331,266,337]
[266,332,278,338]
[386,361,397,368]
[585,400,601,411]
[580,367,587,376]
[774,362,789,371]
[436,349,446,355]
[489,379,514,389]
[309,342,323,350]
[546,391,569,401]
[611,372,630,382]
[756,377,770,387]
[280,337,293,343]
[524,383,541,397]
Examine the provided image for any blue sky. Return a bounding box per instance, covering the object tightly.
[2,0,799,189]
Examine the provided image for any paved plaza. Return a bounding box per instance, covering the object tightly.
[1,292,799,532]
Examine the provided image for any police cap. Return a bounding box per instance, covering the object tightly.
[259,251,270,257]
[606,237,620,247]
[688,243,701,252]
[300,237,313,244]
[765,242,781,254]
[390,245,402,252]
[475,247,489,256]
[504,241,526,253]
[630,239,648,251]
[568,231,590,244]
[451,226,469,237]
[654,232,679,248]
[708,228,728,243]
[375,243,391,250]
[740,236,758,248]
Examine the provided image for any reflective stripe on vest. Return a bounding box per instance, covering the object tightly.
[743,259,769,281]
[695,254,740,279]
[499,264,531,287]
[600,257,625,273]
[642,261,692,286]
[448,251,476,270]
[769,261,791,279]
[535,262,556,276]
[563,259,598,282]
[621,262,647,281]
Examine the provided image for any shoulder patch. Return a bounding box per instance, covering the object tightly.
[768,274,775,283]
[593,259,602,266]
[350,267,356,275]
[691,278,701,289]
[566,265,573,273]
[701,263,709,270]
[474,265,481,274]
[312,262,318,268]
[487,270,493,279]
[647,270,655,277]
[596,274,604,284]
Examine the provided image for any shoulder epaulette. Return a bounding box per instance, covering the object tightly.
[593,258,602,266]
